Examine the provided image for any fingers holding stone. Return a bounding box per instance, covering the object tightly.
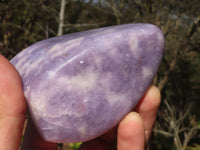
[0,55,26,116]
[117,112,145,150]
[80,85,160,150]
[135,85,161,142]
[0,55,27,150]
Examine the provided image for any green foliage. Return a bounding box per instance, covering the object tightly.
[69,143,82,150]
[187,144,200,150]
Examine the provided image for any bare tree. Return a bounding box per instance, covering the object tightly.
[58,0,66,36]
[154,99,200,150]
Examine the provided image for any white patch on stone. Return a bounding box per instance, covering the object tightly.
[91,28,114,37]
[24,85,31,99]
[66,50,86,64]
[106,91,128,106]
[157,32,163,41]
[99,72,113,89]
[83,97,89,103]
[115,33,122,39]
[51,37,84,58]
[53,50,87,73]
[98,71,131,106]
[47,70,57,79]
[29,79,68,118]
[94,55,102,66]
[110,48,118,55]
[64,37,84,46]
[56,76,68,86]
[142,66,153,79]
[80,60,84,64]
[13,51,25,61]
[25,57,44,76]
[67,70,98,91]
[48,44,60,55]
[27,43,43,54]
[15,55,28,69]
[78,126,87,135]
[128,33,138,52]
[18,61,30,76]
[29,89,47,119]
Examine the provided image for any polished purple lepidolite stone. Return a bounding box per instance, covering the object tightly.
[11,23,164,143]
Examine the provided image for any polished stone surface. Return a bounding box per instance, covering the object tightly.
[11,23,164,143]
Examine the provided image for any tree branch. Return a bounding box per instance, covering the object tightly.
[103,1,121,24]
[58,0,66,36]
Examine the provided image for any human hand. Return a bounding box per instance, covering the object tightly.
[0,55,57,150]
[0,55,160,150]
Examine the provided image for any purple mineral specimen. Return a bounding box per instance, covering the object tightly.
[10,23,164,143]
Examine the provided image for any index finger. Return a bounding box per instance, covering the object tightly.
[135,85,161,142]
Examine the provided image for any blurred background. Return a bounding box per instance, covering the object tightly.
[0,0,200,149]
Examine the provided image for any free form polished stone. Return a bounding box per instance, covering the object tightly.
[10,23,165,143]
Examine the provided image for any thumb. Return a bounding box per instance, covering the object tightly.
[0,55,27,150]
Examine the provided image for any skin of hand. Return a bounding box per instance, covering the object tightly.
[0,55,160,150]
